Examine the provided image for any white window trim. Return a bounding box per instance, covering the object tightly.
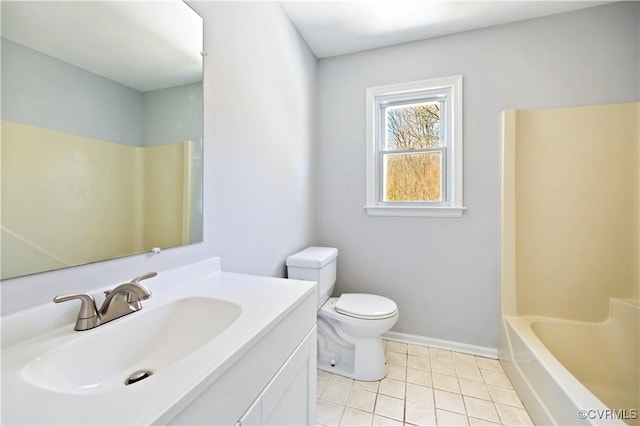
[364,75,465,218]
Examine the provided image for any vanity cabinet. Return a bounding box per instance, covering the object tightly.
[167,290,317,426]
[237,328,316,425]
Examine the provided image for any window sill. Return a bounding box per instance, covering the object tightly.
[364,205,467,218]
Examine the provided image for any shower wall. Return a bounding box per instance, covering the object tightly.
[1,121,192,278]
[503,103,639,322]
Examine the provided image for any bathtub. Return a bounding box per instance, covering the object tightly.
[499,298,639,426]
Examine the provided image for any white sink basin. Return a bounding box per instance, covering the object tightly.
[21,297,241,394]
[1,262,317,425]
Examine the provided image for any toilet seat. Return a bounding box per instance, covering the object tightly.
[335,293,398,319]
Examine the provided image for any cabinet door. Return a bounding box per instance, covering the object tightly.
[262,327,317,425]
[236,396,261,426]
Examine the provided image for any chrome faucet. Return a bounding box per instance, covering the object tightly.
[53,272,155,331]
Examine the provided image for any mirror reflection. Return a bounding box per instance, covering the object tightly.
[1,1,204,279]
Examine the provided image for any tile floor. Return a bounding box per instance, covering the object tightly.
[316,340,534,426]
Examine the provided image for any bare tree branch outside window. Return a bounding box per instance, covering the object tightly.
[384,103,442,201]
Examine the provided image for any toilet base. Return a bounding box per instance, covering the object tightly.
[317,352,388,382]
[318,359,356,379]
[317,316,388,381]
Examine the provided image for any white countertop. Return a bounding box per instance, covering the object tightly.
[1,259,316,425]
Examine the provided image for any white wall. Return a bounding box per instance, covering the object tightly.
[1,1,317,313]
[315,2,639,349]
[198,1,317,277]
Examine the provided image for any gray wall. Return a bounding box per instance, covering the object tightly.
[1,38,143,146]
[142,82,203,146]
[2,38,203,149]
[314,2,639,349]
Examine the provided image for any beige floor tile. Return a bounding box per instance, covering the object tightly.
[386,351,408,367]
[463,396,499,423]
[408,355,431,371]
[452,352,477,367]
[347,388,377,413]
[321,382,352,404]
[405,400,436,425]
[487,385,524,408]
[455,364,483,382]
[408,344,430,358]
[330,373,355,386]
[430,348,453,361]
[374,394,405,421]
[432,373,461,393]
[318,342,527,426]
[405,383,434,406]
[318,369,331,381]
[317,399,345,425]
[318,379,328,397]
[353,380,380,393]
[436,409,470,425]
[406,368,432,387]
[372,415,403,425]
[480,370,512,388]
[494,403,534,425]
[379,377,406,399]
[468,417,500,425]
[387,364,407,381]
[386,341,408,354]
[430,359,457,376]
[458,379,491,401]
[434,389,466,415]
[475,358,503,372]
[340,407,374,426]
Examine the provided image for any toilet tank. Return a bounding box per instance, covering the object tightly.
[286,247,338,308]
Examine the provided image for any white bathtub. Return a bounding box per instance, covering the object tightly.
[499,298,639,426]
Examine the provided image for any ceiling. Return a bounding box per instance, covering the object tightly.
[2,1,611,87]
[1,1,203,92]
[280,1,612,58]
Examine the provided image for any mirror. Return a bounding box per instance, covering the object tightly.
[1,1,204,279]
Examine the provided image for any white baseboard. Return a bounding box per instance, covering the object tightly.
[383,331,498,359]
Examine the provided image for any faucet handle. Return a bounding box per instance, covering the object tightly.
[130,272,157,283]
[53,293,98,319]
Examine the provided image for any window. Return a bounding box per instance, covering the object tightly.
[365,75,465,217]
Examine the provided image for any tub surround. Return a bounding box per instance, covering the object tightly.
[500,103,640,425]
[2,120,196,280]
[501,298,639,426]
[508,104,639,321]
[531,299,639,415]
[1,258,317,425]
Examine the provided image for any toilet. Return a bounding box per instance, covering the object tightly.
[286,246,399,381]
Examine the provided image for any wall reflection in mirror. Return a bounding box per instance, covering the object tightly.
[1,1,204,279]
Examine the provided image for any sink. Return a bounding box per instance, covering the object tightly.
[1,261,318,425]
[21,297,241,394]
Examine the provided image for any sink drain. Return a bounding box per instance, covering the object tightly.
[125,369,153,385]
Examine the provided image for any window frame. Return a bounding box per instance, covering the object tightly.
[365,75,465,218]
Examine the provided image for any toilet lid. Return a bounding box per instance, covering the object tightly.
[335,293,398,319]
